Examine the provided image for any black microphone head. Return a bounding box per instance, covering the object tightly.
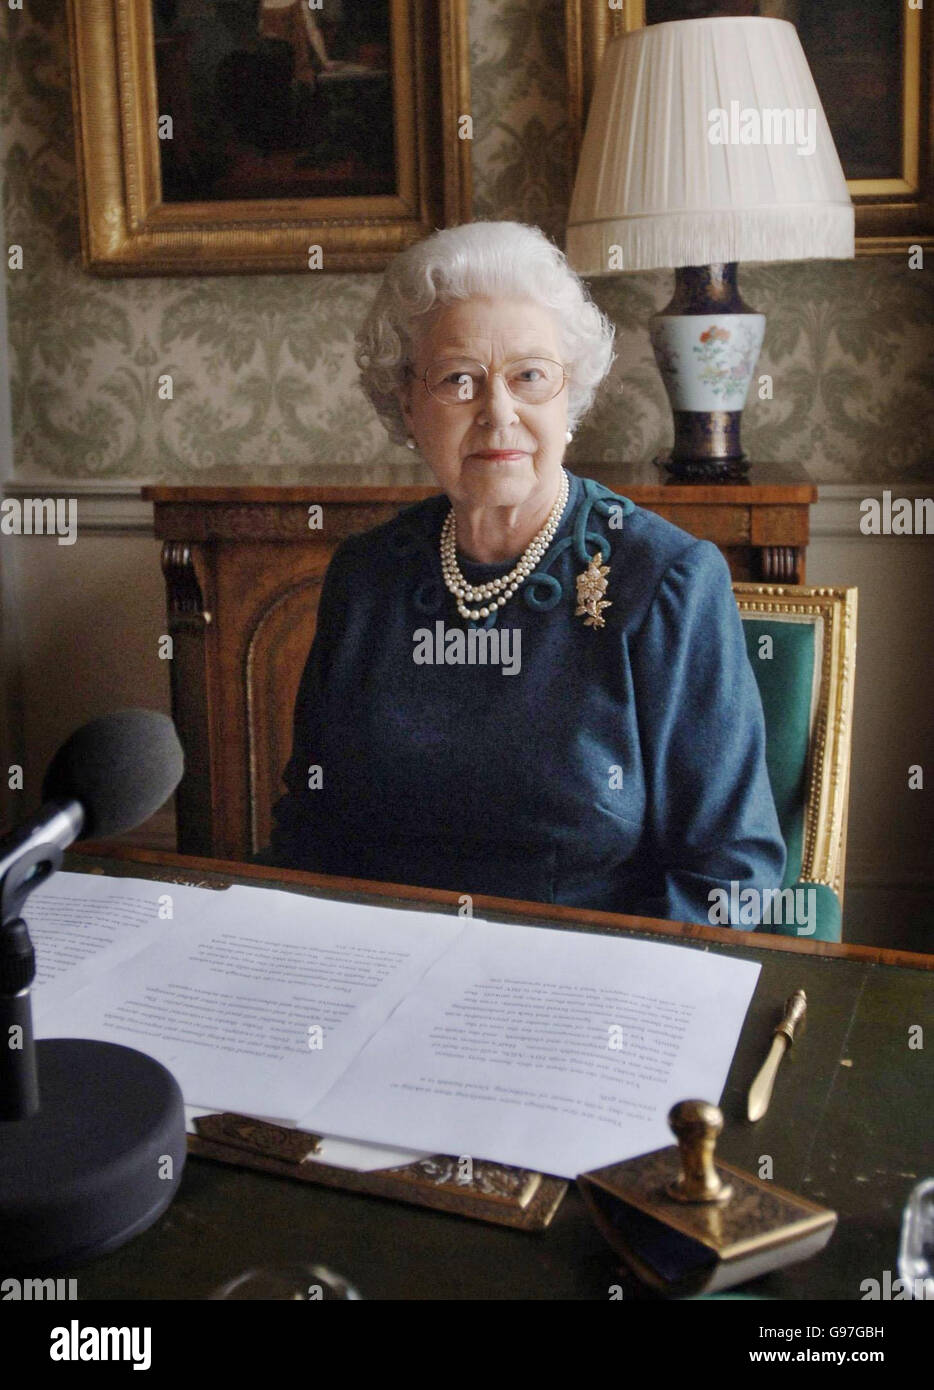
[41,710,184,839]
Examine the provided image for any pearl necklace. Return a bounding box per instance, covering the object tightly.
[440,470,570,621]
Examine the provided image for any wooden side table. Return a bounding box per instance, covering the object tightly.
[595,460,816,584]
[143,462,816,858]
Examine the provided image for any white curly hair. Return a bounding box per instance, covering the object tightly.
[354,220,617,447]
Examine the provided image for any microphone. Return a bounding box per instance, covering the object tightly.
[1,708,185,937]
[0,710,189,1272]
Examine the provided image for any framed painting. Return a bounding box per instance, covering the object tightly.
[565,0,934,253]
[67,0,472,275]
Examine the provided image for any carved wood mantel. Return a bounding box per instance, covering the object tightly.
[143,463,816,859]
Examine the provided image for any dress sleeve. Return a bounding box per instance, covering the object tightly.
[626,539,786,926]
[261,540,353,870]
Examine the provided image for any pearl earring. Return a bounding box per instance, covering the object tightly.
[565,430,573,443]
[405,436,416,450]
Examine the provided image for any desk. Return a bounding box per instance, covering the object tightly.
[58,846,931,1301]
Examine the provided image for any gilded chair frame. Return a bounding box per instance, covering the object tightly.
[733,583,858,905]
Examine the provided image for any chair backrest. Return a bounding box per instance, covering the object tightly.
[734,583,858,905]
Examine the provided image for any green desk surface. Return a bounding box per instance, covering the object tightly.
[52,848,933,1302]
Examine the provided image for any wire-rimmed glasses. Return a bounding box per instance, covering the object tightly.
[414,356,568,406]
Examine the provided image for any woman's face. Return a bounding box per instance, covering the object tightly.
[396,295,569,510]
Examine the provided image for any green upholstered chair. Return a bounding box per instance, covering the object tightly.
[734,584,858,943]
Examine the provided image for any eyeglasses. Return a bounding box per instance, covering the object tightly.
[413,356,568,406]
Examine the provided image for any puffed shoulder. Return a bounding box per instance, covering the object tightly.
[336,492,448,554]
[316,493,447,585]
[627,531,740,646]
[584,488,732,636]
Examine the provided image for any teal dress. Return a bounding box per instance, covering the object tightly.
[266,469,786,926]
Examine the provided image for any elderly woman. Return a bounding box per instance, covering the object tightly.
[266,220,785,926]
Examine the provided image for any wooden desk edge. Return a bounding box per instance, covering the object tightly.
[142,482,819,506]
[69,842,933,971]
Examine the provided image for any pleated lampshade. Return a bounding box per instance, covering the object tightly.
[567,16,855,273]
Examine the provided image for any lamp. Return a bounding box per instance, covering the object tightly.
[566,16,854,481]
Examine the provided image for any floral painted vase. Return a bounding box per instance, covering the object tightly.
[649,313,766,413]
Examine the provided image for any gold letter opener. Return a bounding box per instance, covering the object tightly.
[747,989,807,1122]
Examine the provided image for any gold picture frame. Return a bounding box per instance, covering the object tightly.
[67,0,472,276]
[565,1,934,254]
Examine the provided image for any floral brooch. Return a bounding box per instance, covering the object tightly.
[575,552,612,628]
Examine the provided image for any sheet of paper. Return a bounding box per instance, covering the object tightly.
[302,917,760,1179]
[34,878,466,1125]
[27,871,222,1002]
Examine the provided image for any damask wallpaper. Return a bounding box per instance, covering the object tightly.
[1,0,932,484]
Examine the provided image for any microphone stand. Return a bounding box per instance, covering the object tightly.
[0,803,82,1119]
[0,803,187,1273]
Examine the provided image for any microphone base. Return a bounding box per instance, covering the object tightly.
[0,1038,186,1273]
